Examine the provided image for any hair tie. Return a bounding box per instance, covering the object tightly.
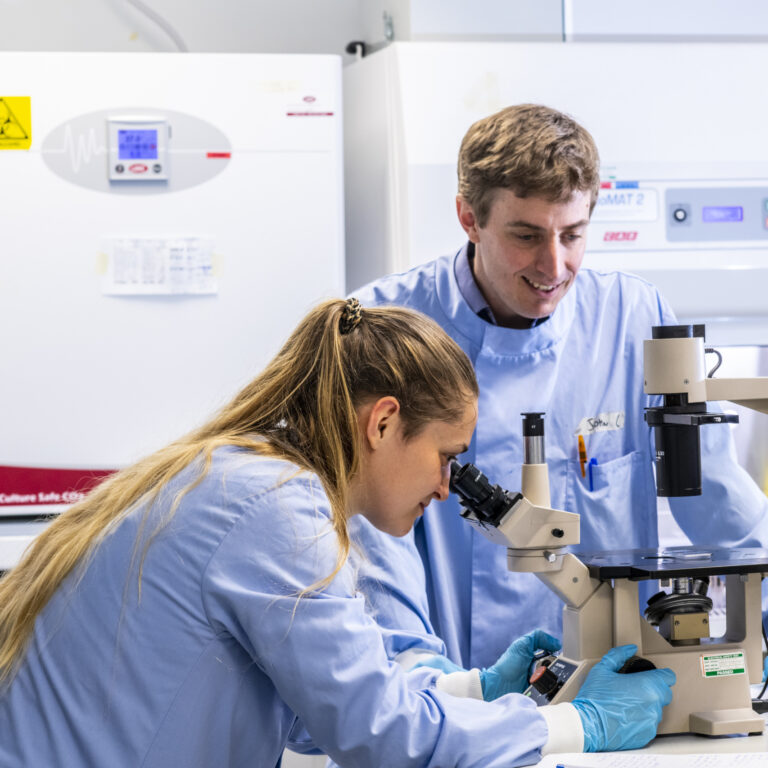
[339,297,363,335]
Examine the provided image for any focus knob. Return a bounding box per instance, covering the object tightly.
[618,655,657,674]
[530,666,559,696]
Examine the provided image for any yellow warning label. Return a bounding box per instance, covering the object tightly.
[0,97,32,150]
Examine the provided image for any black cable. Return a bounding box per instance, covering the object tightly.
[757,611,768,700]
[705,347,723,378]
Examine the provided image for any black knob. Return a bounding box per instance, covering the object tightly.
[530,666,559,696]
[618,655,657,674]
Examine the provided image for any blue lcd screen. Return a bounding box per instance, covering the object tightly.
[702,205,743,223]
[118,129,158,160]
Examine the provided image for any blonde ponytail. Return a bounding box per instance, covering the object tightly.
[0,299,477,680]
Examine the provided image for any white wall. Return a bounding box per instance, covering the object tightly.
[0,0,362,56]
[566,0,768,40]
[360,0,768,44]
[360,0,562,42]
[6,1,768,59]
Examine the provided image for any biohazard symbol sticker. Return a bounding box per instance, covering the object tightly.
[0,97,32,149]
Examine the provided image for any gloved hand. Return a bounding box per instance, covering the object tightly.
[572,644,676,752]
[479,629,561,701]
[763,655,768,682]
[411,654,464,675]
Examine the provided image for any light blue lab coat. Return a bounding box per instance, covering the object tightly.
[349,244,768,671]
[0,448,549,768]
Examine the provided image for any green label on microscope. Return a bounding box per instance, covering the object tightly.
[700,651,745,677]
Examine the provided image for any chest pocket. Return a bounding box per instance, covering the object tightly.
[565,450,656,552]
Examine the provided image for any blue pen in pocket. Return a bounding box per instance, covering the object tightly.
[588,457,598,491]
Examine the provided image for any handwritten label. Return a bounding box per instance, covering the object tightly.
[574,411,625,436]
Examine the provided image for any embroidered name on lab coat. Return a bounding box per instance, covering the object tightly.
[574,411,625,436]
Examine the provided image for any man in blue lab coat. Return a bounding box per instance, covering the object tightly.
[340,104,768,680]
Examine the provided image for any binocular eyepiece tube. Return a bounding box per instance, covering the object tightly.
[449,461,522,528]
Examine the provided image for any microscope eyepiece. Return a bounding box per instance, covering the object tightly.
[449,460,522,527]
[521,412,546,464]
[449,461,494,508]
[521,412,545,437]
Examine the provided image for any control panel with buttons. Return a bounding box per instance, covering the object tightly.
[108,117,169,182]
[666,186,768,242]
[524,654,580,706]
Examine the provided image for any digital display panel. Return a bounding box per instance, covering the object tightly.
[702,205,743,223]
[118,129,158,160]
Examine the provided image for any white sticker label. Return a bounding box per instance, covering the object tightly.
[592,187,658,222]
[700,651,746,678]
[574,411,625,436]
[102,237,217,296]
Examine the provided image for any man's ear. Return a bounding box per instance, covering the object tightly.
[456,196,480,243]
[363,396,401,449]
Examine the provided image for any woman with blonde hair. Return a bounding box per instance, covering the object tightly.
[0,299,673,767]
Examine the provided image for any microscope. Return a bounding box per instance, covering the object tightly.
[451,325,768,737]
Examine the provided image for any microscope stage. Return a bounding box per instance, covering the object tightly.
[577,546,768,580]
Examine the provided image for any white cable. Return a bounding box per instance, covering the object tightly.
[124,0,189,52]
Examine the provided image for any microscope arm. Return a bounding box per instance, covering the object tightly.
[644,332,768,415]
[518,461,601,608]
[704,377,768,415]
[535,553,602,609]
[453,454,601,611]
[462,495,601,609]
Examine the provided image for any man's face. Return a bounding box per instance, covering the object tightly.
[457,188,592,328]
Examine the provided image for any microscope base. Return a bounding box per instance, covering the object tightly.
[689,707,764,736]
[527,653,763,736]
[523,549,768,738]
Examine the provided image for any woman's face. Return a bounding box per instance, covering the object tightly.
[354,397,477,537]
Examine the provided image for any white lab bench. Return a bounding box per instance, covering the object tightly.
[281,717,768,767]
[283,725,768,768]
[536,713,768,766]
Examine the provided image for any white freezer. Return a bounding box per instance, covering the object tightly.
[0,52,344,517]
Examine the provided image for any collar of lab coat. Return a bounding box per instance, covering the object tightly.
[435,242,576,358]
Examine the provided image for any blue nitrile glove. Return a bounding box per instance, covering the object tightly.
[479,629,562,701]
[763,655,768,682]
[411,654,464,675]
[572,644,676,752]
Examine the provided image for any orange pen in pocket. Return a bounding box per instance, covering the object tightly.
[578,434,588,478]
